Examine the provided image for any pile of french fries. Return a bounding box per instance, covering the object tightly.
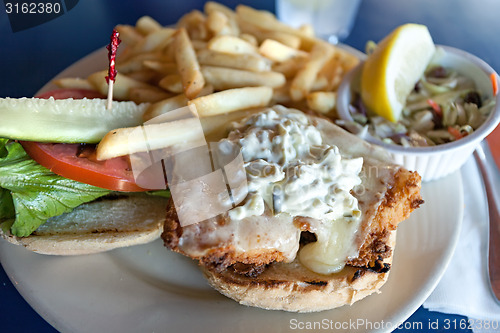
[54,2,359,120]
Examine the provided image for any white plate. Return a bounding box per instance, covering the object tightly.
[0,48,464,333]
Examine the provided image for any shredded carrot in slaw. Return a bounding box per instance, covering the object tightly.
[447,126,463,140]
[426,99,442,116]
[491,73,498,95]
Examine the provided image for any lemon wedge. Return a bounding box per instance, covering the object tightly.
[361,24,435,122]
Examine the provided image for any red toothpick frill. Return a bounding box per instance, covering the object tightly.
[105,29,121,109]
[106,29,121,84]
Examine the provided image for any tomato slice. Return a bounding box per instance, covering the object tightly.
[36,88,105,100]
[21,141,147,192]
[21,88,148,192]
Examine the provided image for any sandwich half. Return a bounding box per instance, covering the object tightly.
[163,105,423,312]
[1,194,168,255]
[0,90,169,255]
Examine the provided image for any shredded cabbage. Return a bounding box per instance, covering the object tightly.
[341,66,496,147]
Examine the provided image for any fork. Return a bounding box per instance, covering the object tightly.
[473,140,500,303]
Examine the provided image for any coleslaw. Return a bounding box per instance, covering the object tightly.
[338,65,496,147]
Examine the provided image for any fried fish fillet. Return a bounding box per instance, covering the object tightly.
[162,106,423,312]
[163,168,422,274]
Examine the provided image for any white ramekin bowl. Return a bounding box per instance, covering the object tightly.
[336,45,500,182]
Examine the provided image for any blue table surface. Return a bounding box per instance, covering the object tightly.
[1,0,498,331]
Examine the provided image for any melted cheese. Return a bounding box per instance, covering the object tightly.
[178,212,301,263]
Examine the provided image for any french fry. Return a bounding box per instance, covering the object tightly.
[116,47,134,62]
[201,108,263,140]
[162,39,177,62]
[101,103,257,162]
[197,49,270,72]
[259,39,307,62]
[311,75,329,92]
[190,40,208,51]
[272,84,292,104]
[178,10,206,26]
[290,42,335,101]
[329,73,343,92]
[174,28,206,99]
[261,31,301,49]
[235,4,318,51]
[188,86,272,117]
[204,1,236,19]
[53,77,95,91]
[178,10,208,41]
[143,85,214,122]
[207,35,257,55]
[236,5,276,24]
[143,60,178,75]
[197,83,215,97]
[240,33,258,46]
[158,74,184,94]
[143,94,188,121]
[129,87,173,104]
[117,52,163,73]
[88,70,161,100]
[126,70,161,84]
[96,117,205,161]
[319,54,343,91]
[234,19,265,41]
[298,24,315,37]
[130,28,176,55]
[306,91,337,114]
[206,10,229,35]
[337,48,360,72]
[115,24,143,45]
[135,16,163,35]
[204,2,240,36]
[201,66,286,90]
[272,58,303,79]
[120,107,259,150]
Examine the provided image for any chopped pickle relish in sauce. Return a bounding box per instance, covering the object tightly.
[173,106,399,277]
[220,106,365,274]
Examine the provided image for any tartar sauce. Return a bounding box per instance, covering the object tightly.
[220,106,364,274]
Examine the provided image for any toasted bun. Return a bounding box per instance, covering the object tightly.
[201,232,396,313]
[0,195,168,255]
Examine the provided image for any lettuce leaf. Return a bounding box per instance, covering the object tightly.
[145,190,171,198]
[0,188,16,232]
[0,139,110,237]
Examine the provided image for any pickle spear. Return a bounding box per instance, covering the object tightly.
[0,97,148,143]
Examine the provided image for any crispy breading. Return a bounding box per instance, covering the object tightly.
[347,169,423,270]
[163,203,288,270]
[162,168,422,275]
